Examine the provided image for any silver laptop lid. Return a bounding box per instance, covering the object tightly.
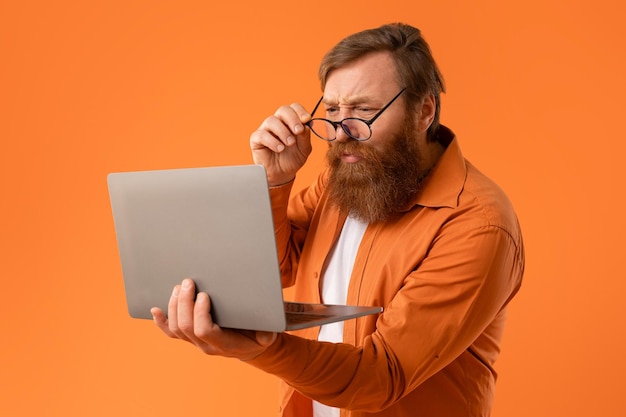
[107,165,288,332]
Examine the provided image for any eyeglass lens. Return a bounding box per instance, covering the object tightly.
[309,118,371,141]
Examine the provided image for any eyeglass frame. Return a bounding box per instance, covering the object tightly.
[305,87,407,141]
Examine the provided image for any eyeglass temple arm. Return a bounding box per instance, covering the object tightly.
[365,88,406,125]
[309,96,324,117]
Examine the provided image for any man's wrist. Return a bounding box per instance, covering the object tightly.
[268,177,295,188]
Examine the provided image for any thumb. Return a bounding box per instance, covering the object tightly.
[256,331,278,347]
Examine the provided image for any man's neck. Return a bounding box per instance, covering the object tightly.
[419,135,447,176]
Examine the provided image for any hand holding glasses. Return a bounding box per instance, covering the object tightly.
[305,88,406,141]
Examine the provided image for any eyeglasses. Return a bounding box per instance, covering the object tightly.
[305,88,406,141]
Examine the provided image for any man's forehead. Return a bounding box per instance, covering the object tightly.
[322,53,400,104]
[321,85,402,106]
[321,93,374,105]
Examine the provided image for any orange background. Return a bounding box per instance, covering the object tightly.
[1,0,625,416]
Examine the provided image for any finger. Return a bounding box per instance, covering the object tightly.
[288,102,313,124]
[286,103,313,151]
[274,104,313,139]
[151,307,176,338]
[275,104,308,131]
[167,284,181,336]
[250,103,312,153]
[194,292,216,339]
[255,331,278,348]
[250,125,291,154]
[263,113,301,146]
[176,278,197,340]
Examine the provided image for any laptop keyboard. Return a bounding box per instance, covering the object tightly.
[285,311,333,323]
[284,302,333,323]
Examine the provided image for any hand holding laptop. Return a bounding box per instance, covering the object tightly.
[151,278,277,361]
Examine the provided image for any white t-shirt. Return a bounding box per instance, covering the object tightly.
[313,214,368,417]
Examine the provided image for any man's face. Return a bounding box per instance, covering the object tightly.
[321,51,410,156]
[322,51,428,222]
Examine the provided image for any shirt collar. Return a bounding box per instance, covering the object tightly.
[410,125,467,209]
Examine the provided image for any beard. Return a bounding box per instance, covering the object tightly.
[325,115,425,223]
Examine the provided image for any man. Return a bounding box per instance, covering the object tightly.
[151,23,525,417]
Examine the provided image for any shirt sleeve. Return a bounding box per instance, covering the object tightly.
[269,172,327,288]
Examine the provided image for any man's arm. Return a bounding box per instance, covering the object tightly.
[245,222,524,412]
[269,170,328,288]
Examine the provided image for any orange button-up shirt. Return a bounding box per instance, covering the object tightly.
[247,127,525,417]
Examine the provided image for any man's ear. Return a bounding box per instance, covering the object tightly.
[416,93,436,133]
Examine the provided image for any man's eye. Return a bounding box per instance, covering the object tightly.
[326,107,339,114]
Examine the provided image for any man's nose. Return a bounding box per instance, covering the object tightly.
[334,122,352,142]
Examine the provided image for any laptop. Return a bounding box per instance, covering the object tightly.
[107,164,382,332]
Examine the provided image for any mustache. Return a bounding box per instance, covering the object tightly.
[327,140,378,160]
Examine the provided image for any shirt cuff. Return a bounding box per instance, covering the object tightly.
[244,332,310,382]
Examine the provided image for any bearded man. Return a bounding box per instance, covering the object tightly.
[152,23,525,417]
